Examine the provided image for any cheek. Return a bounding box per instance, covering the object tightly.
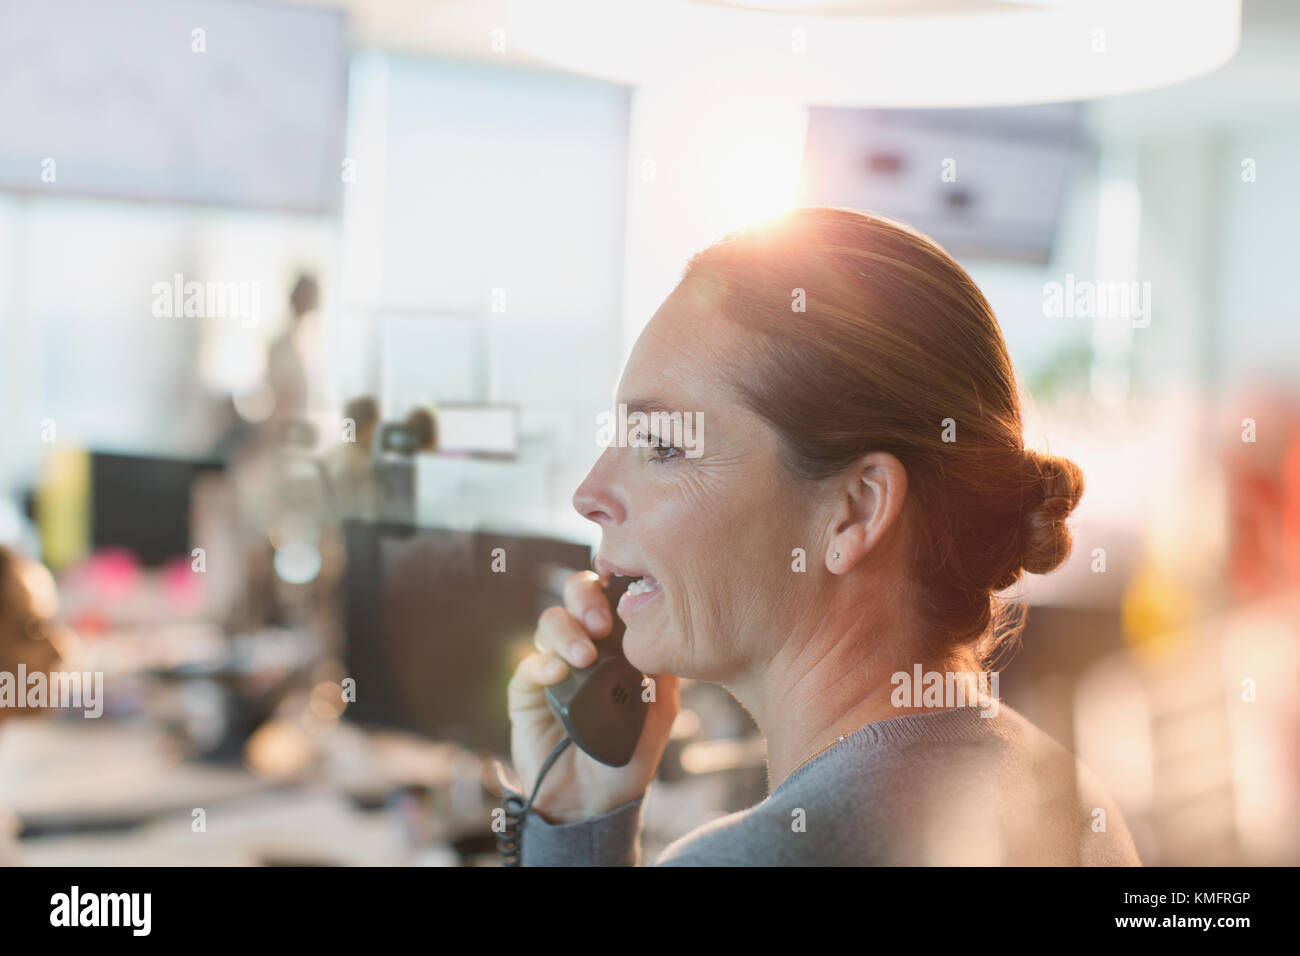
[626,478,751,672]
[636,493,710,633]
[617,482,714,663]
[620,454,793,669]
[631,474,721,572]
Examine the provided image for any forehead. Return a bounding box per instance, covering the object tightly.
[617,282,740,407]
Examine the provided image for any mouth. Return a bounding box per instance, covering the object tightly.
[595,556,664,616]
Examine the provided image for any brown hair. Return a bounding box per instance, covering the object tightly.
[407,406,439,453]
[344,395,380,433]
[681,207,1083,666]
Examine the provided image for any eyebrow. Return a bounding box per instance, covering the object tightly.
[619,397,683,416]
[608,383,682,413]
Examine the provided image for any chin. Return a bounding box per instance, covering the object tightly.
[622,630,673,678]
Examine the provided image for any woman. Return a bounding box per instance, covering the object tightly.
[0,546,64,866]
[507,207,1141,866]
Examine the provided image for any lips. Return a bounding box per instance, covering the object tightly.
[594,555,663,610]
[594,555,654,583]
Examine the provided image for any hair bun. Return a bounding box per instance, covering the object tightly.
[1018,449,1084,575]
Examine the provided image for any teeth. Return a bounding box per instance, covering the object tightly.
[626,577,659,596]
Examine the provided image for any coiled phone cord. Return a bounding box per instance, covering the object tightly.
[495,735,573,867]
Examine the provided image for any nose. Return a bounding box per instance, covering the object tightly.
[572,447,626,527]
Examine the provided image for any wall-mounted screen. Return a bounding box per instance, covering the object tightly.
[0,0,348,212]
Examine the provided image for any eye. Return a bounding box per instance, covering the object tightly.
[641,432,683,463]
[650,442,682,463]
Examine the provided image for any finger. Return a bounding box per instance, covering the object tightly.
[563,570,612,639]
[535,605,597,667]
[507,652,569,710]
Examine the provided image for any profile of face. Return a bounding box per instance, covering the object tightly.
[573,209,1086,693]
[573,282,839,683]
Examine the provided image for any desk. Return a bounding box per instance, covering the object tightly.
[0,719,472,866]
[15,789,459,866]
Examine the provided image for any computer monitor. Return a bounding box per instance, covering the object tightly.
[435,405,518,458]
[378,422,420,456]
[341,521,591,755]
[89,452,224,566]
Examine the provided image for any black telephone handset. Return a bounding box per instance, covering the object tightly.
[544,575,649,767]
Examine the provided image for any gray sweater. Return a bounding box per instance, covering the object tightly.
[521,703,1142,866]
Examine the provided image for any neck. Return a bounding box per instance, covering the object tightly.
[727,599,978,793]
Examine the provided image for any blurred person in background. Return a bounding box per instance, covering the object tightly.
[210,274,323,465]
[323,396,380,521]
[510,208,1141,866]
[266,273,324,431]
[407,405,439,454]
[223,274,339,631]
[224,272,328,542]
[0,546,66,866]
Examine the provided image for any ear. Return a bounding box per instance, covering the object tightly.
[825,452,908,574]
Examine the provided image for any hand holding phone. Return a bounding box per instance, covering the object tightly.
[505,569,679,825]
[544,574,648,766]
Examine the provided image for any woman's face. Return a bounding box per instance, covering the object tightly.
[572,282,824,682]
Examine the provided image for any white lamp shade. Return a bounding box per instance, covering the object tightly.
[509,0,1242,107]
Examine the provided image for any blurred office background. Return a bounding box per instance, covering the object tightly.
[0,0,1297,865]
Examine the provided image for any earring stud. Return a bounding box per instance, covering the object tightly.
[833,551,840,560]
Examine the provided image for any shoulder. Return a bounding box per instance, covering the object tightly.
[655,705,1141,866]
